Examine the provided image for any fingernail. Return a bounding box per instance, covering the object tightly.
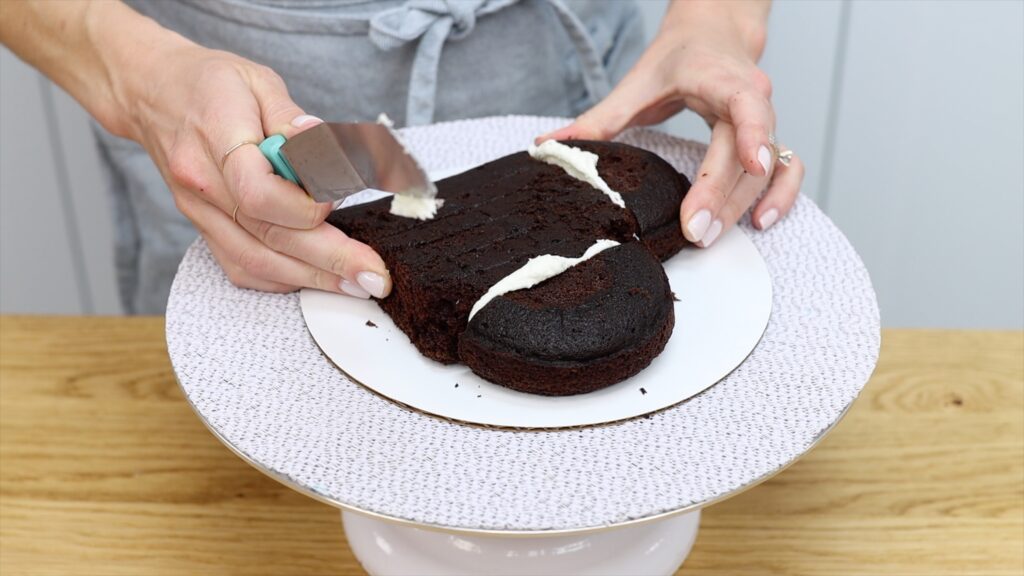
[291,114,323,129]
[757,145,772,176]
[340,279,370,299]
[758,208,779,230]
[701,219,723,248]
[356,271,387,299]
[686,209,712,242]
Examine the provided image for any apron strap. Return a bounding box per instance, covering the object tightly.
[369,0,612,126]
[543,0,612,106]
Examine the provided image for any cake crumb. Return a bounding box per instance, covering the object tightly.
[640,387,647,395]
[671,292,681,302]
[628,286,649,297]
[365,320,377,328]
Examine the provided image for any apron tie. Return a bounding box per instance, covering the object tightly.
[369,0,612,126]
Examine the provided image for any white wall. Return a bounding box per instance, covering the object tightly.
[0,48,119,314]
[2,0,1022,328]
[825,0,1024,329]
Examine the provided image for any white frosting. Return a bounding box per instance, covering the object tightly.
[527,140,626,208]
[468,239,621,321]
[376,111,444,220]
[390,194,444,220]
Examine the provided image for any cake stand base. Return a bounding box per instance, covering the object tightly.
[342,509,700,575]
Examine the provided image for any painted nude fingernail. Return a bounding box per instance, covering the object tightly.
[757,145,772,176]
[701,219,723,248]
[340,279,371,299]
[291,114,323,128]
[356,271,387,299]
[686,209,712,242]
[759,208,779,230]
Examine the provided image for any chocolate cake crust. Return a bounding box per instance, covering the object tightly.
[458,243,675,395]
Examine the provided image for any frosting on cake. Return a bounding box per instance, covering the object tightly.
[378,112,444,220]
[468,239,621,321]
[528,140,626,208]
[390,194,444,220]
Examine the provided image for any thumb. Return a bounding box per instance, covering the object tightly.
[535,70,656,144]
[248,65,321,138]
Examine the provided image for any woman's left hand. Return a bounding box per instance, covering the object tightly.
[539,0,803,247]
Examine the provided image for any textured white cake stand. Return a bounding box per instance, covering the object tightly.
[166,117,880,575]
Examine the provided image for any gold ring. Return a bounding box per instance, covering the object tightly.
[222,140,258,164]
[232,203,240,224]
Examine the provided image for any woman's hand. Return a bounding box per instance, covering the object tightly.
[0,1,390,298]
[123,43,391,298]
[540,0,803,246]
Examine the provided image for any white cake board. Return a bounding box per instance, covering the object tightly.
[166,117,880,545]
[300,222,771,429]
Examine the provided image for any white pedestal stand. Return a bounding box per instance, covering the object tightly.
[342,509,700,576]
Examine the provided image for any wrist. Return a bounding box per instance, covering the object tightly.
[662,0,769,61]
[85,2,194,140]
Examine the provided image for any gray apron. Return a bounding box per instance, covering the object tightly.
[95,0,644,314]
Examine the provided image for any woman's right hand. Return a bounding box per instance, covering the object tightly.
[122,43,392,299]
[0,1,388,297]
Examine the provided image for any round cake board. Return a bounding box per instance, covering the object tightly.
[300,171,772,428]
[166,116,881,535]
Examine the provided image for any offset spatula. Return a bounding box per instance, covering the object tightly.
[259,122,435,207]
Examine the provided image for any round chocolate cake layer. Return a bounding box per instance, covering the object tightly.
[565,140,691,260]
[457,243,675,395]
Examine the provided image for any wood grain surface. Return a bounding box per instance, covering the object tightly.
[1,316,1021,575]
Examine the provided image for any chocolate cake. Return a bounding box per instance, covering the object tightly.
[327,140,691,395]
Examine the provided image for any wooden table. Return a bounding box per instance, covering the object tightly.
[1,316,1021,575]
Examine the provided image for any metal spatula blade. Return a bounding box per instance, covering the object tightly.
[262,122,435,205]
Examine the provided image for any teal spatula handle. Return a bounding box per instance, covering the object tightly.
[258,134,301,186]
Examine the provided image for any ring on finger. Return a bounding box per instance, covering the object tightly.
[768,133,794,167]
[222,140,258,164]
[232,203,240,224]
[777,148,794,167]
